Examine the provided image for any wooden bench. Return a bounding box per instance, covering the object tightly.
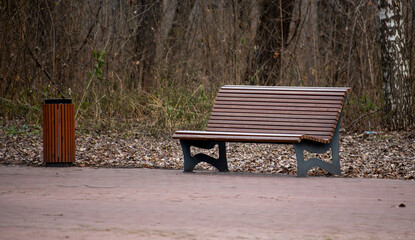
[173,85,351,177]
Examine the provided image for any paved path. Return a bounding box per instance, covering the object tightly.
[0,166,414,239]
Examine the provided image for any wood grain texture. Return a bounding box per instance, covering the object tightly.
[173,86,351,144]
[43,103,75,163]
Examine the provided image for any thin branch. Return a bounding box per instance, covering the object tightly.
[74,4,102,57]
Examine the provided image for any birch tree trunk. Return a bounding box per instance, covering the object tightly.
[378,0,413,129]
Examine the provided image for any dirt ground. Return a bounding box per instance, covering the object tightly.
[0,166,414,239]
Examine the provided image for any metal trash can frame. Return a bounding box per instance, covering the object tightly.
[43,99,75,165]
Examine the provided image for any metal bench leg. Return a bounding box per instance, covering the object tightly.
[293,120,342,177]
[180,140,198,172]
[180,140,228,172]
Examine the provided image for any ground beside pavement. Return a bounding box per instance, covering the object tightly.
[1,120,415,179]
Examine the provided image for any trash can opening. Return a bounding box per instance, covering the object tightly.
[45,99,73,104]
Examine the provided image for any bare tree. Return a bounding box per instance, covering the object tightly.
[247,0,295,85]
[1,0,414,131]
[289,0,319,85]
[378,0,413,129]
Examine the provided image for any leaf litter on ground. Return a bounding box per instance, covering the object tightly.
[1,119,414,180]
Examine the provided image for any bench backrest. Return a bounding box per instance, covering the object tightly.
[205,85,351,144]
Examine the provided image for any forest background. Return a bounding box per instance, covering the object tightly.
[1,0,414,135]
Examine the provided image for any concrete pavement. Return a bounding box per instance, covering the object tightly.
[0,166,414,239]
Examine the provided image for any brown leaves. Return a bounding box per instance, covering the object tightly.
[1,119,414,180]
[340,131,415,180]
[73,132,183,169]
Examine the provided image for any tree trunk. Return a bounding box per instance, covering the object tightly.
[378,0,413,129]
[248,0,295,86]
[136,0,162,90]
[155,0,177,64]
[289,0,319,85]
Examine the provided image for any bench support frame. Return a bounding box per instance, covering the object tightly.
[179,115,343,177]
[180,140,228,172]
[293,115,342,177]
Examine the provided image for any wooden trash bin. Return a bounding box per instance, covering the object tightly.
[43,99,75,166]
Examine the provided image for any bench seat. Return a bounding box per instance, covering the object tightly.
[174,131,304,143]
[173,85,351,176]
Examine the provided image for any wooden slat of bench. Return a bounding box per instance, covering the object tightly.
[173,131,304,143]
[205,127,334,137]
[219,89,347,96]
[175,130,303,137]
[213,104,340,112]
[210,112,339,120]
[208,119,334,128]
[211,108,340,116]
[173,131,331,144]
[220,86,349,92]
[214,101,342,108]
[215,97,343,104]
[217,93,344,100]
[206,123,334,132]
[174,135,301,143]
[222,85,351,92]
[205,127,333,137]
[209,116,335,124]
